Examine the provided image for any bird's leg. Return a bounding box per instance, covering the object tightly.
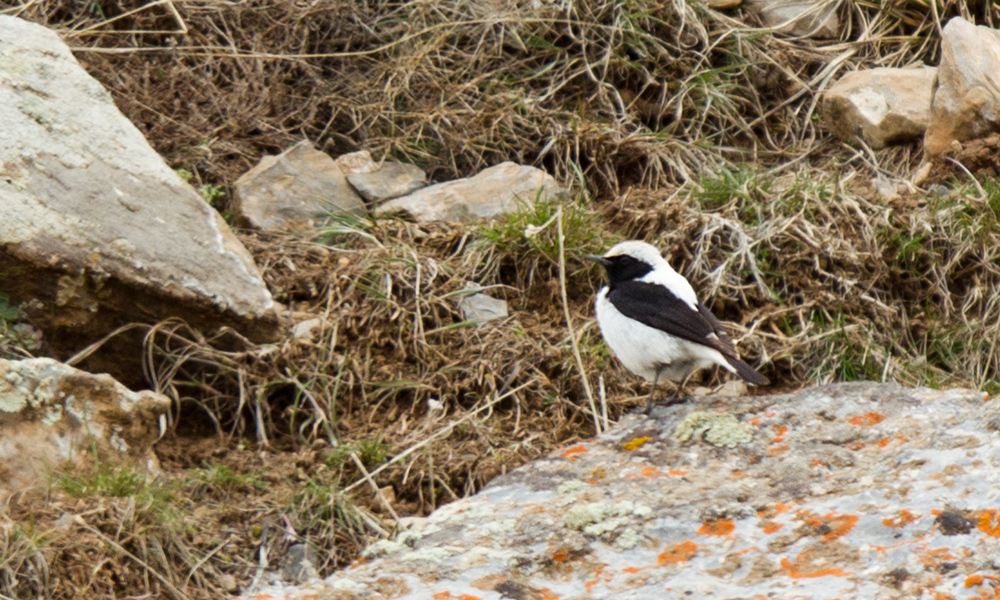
[674,370,697,404]
[644,370,661,416]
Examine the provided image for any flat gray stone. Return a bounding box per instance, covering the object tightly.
[239,382,1000,600]
[234,140,366,229]
[376,162,565,223]
[458,288,508,323]
[0,16,279,379]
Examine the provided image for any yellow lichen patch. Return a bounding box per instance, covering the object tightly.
[657,540,698,565]
[623,436,652,451]
[848,412,886,427]
[882,509,919,528]
[698,519,736,537]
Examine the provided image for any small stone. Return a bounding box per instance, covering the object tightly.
[458,288,509,323]
[292,317,323,342]
[823,67,937,149]
[336,150,378,174]
[876,178,900,201]
[219,574,238,593]
[925,18,1000,156]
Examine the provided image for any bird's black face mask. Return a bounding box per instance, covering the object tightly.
[589,255,654,287]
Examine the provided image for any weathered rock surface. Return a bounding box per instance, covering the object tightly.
[823,67,937,149]
[747,0,838,38]
[0,16,279,380]
[924,17,1000,156]
[234,140,366,229]
[240,382,1000,599]
[0,358,169,499]
[376,162,564,223]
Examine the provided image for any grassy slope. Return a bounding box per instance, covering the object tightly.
[4,0,1000,597]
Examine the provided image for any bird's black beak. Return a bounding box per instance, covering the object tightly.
[585,255,611,267]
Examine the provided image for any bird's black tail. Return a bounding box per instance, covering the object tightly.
[725,356,770,386]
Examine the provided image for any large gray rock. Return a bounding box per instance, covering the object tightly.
[0,358,169,499]
[924,17,1000,156]
[376,162,564,223]
[748,0,838,38]
[334,150,428,203]
[239,382,1000,599]
[823,67,938,149]
[0,16,279,381]
[234,140,366,229]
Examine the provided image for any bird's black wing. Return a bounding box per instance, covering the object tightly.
[607,280,769,385]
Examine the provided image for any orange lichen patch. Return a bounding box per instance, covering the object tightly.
[811,459,829,467]
[769,444,789,455]
[639,466,660,477]
[780,555,851,579]
[658,540,699,565]
[919,547,956,568]
[848,442,866,451]
[761,521,784,534]
[770,425,789,443]
[457,596,484,600]
[627,466,689,479]
[749,417,761,426]
[977,510,1000,537]
[584,578,599,594]
[966,573,1000,588]
[560,445,587,460]
[623,436,653,451]
[848,412,886,427]
[669,469,689,476]
[623,566,643,574]
[540,589,560,600]
[882,509,919,528]
[433,593,451,599]
[698,519,736,537]
[552,548,569,562]
[758,503,794,519]
[799,511,859,541]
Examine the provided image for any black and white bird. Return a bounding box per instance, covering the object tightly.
[588,240,768,411]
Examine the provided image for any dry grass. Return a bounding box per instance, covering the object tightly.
[4,0,1000,598]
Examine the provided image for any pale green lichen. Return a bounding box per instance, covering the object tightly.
[360,539,405,558]
[485,518,517,535]
[399,547,453,562]
[564,501,652,537]
[673,411,753,448]
[557,479,588,495]
[616,527,640,550]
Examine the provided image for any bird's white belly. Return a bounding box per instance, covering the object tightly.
[595,289,730,383]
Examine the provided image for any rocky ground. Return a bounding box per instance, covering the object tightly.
[5,1,1000,599]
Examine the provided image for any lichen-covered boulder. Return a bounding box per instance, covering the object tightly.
[239,382,1000,599]
[0,358,169,499]
[0,16,280,383]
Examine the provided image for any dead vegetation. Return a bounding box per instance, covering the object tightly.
[5,0,1000,598]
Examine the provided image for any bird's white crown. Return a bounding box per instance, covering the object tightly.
[603,240,670,268]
